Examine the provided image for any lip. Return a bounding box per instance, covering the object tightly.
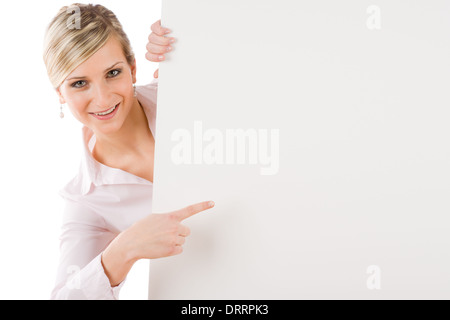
[90,103,120,114]
[90,103,120,120]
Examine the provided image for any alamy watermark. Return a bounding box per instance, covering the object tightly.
[66,5,81,30]
[66,265,81,290]
[171,121,280,176]
[366,5,381,30]
[366,265,381,290]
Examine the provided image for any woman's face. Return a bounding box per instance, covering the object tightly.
[57,36,137,135]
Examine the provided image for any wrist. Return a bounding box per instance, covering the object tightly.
[101,233,138,287]
[115,230,140,264]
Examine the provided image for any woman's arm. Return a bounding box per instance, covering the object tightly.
[99,201,215,287]
[51,200,120,300]
[53,193,204,298]
[100,231,137,287]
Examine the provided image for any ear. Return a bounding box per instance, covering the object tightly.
[130,58,137,84]
[55,87,66,105]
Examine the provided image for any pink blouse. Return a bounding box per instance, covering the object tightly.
[51,79,158,300]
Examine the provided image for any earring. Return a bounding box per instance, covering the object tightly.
[133,83,137,97]
[59,104,64,119]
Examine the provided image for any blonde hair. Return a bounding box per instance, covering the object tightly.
[43,3,135,89]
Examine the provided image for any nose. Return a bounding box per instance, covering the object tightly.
[92,82,115,110]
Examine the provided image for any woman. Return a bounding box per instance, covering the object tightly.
[43,3,215,300]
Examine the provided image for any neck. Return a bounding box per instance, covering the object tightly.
[93,97,151,159]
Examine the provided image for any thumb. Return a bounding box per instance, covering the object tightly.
[172,201,215,221]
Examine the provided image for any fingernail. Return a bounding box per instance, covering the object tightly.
[169,38,176,43]
[209,201,215,207]
[158,55,165,60]
[165,29,172,34]
[166,46,172,52]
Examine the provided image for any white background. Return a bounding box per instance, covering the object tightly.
[0,0,161,300]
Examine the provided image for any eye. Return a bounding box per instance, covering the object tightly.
[108,69,122,78]
[71,80,86,88]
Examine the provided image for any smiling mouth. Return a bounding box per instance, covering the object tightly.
[90,103,119,116]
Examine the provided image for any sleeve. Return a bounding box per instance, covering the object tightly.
[50,198,125,300]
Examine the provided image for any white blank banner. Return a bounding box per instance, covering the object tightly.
[149,0,450,299]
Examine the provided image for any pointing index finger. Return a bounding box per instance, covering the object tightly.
[173,201,215,221]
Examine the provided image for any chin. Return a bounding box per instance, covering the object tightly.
[95,123,123,136]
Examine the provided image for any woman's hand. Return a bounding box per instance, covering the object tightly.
[122,200,215,260]
[146,19,176,78]
[101,201,215,286]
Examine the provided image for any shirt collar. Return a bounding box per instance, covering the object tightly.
[79,83,157,195]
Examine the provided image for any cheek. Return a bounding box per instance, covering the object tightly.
[65,97,90,119]
[119,82,136,108]
[120,78,134,97]
[60,88,87,112]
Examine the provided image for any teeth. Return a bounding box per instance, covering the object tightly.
[95,104,118,116]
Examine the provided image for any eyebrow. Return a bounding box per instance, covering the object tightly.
[65,61,125,81]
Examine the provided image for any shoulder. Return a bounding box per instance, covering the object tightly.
[58,173,91,202]
[58,178,117,230]
[58,174,97,222]
[136,78,158,104]
[136,79,159,135]
[139,77,158,89]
